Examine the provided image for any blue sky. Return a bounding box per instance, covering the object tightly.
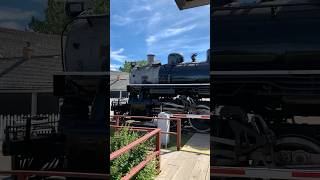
[0,0,47,30]
[110,0,210,71]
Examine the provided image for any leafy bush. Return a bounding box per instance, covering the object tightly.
[110,127,158,180]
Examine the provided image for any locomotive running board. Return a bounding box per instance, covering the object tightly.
[211,136,236,146]
[128,83,210,86]
[211,166,320,179]
[170,114,210,119]
[211,70,320,75]
[127,83,210,97]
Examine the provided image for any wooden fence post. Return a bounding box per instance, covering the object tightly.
[156,130,161,173]
[176,118,181,151]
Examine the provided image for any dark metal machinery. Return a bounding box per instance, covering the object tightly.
[111,0,210,132]
[2,0,109,178]
[112,52,210,132]
[212,0,320,170]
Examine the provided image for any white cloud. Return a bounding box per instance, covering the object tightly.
[146,25,196,45]
[146,36,156,45]
[146,35,209,61]
[112,14,149,27]
[143,3,209,60]
[111,0,209,63]
[128,5,152,13]
[0,8,36,21]
[111,15,134,26]
[147,12,162,28]
[171,9,209,27]
[110,64,121,71]
[111,48,128,63]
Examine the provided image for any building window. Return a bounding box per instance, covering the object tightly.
[110,91,120,98]
[121,91,128,98]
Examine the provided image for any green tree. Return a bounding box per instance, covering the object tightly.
[28,0,68,34]
[28,0,109,34]
[92,0,109,14]
[119,60,148,73]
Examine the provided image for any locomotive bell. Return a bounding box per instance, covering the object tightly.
[168,53,184,65]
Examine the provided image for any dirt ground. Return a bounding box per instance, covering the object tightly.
[0,150,11,179]
[294,116,320,124]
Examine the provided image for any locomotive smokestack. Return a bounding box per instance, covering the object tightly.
[147,54,155,66]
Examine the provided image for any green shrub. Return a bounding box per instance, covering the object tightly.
[110,127,158,180]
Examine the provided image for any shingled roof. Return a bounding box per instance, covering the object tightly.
[0,27,61,58]
[0,56,62,92]
[0,28,62,92]
[110,71,129,91]
[0,28,129,92]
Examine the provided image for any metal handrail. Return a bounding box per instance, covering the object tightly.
[111,115,182,150]
[0,170,109,180]
[110,128,160,161]
[110,126,161,180]
[213,2,320,11]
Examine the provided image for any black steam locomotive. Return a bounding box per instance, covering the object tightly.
[212,0,320,168]
[2,0,109,177]
[112,52,210,132]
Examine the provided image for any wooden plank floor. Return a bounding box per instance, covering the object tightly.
[156,133,210,180]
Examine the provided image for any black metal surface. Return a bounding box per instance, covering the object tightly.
[211,0,320,169]
[2,4,110,177]
[212,0,320,116]
[212,0,320,71]
[57,75,108,174]
[212,1,320,11]
[159,62,209,84]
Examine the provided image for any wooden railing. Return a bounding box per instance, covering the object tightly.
[110,125,161,180]
[0,170,109,179]
[111,115,182,150]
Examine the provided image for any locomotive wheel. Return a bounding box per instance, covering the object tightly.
[189,105,210,132]
[275,136,320,166]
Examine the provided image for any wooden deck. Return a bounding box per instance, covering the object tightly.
[156,133,210,180]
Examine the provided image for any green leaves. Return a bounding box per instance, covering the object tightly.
[28,0,109,35]
[110,127,158,180]
[28,0,68,34]
[92,0,109,14]
[119,60,148,73]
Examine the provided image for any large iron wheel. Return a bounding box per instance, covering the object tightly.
[189,104,210,132]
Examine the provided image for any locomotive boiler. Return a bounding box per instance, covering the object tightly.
[130,53,209,85]
[2,0,109,177]
[212,0,320,169]
[112,51,210,132]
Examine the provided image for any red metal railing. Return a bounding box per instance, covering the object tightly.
[111,115,182,150]
[110,126,161,180]
[210,166,320,179]
[0,170,109,180]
